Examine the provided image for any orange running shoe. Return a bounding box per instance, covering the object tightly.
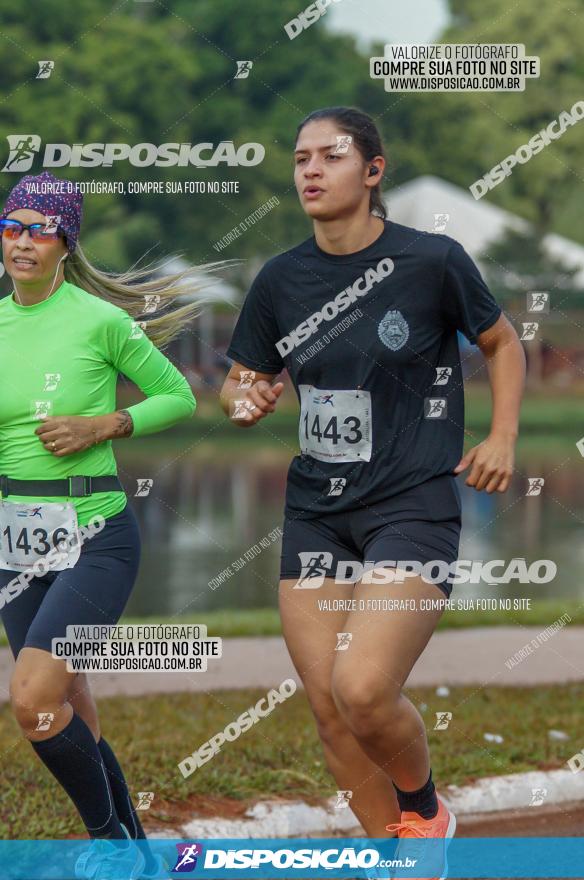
[385,795,456,880]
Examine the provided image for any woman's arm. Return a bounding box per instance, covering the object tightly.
[35,312,196,455]
[104,311,196,438]
[89,409,135,441]
[453,313,526,492]
[476,313,526,439]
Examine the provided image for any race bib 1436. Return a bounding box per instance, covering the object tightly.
[0,500,80,572]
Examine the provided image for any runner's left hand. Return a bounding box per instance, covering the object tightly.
[453,433,515,492]
[35,416,98,456]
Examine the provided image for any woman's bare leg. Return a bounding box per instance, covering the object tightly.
[331,573,446,792]
[10,646,77,741]
[279,577,400,836]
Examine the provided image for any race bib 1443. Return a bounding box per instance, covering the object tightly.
[298,386,372,463]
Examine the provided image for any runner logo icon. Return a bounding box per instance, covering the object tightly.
[2,135,41,172]
[293,551,333,588]
[173,843,203,873]
[312,393,335,406]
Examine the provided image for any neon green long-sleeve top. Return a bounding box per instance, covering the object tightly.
[0,279,196,526]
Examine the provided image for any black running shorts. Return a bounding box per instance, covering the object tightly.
[280,474,462,599]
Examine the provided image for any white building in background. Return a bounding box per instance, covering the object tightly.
[384,175,584,287]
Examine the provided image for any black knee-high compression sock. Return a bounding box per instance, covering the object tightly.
[393,768,439,819]
[31,712,127,841]
[97,736,158,872]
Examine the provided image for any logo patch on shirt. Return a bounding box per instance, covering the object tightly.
[378,309,409,351]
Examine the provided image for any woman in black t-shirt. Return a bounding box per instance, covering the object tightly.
[221,106,525,869]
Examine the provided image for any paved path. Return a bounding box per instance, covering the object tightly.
[0,626,582,702]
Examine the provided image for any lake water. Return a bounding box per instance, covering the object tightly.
[118,437,584,617]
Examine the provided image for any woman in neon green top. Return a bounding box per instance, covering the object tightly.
[0,273,196,525]
[0,171,203,879]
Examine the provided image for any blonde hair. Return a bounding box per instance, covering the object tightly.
[64,242,234,349]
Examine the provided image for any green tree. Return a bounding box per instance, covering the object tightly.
[402,0,584,237]
[0,0,387,279]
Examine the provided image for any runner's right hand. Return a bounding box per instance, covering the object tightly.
[231,381,285,425]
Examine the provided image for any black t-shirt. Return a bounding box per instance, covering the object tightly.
[226,220,502,519]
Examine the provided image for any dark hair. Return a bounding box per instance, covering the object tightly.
[295,106,387,219]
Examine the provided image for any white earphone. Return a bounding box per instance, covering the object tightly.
[14,252,68,306]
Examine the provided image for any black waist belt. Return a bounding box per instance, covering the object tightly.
[0,475,123,498]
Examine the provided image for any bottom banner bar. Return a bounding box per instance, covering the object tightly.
[0,837,582,879]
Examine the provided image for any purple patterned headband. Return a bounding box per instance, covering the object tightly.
[0,171,83,253]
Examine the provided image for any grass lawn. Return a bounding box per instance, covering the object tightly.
[0,683,582,839]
